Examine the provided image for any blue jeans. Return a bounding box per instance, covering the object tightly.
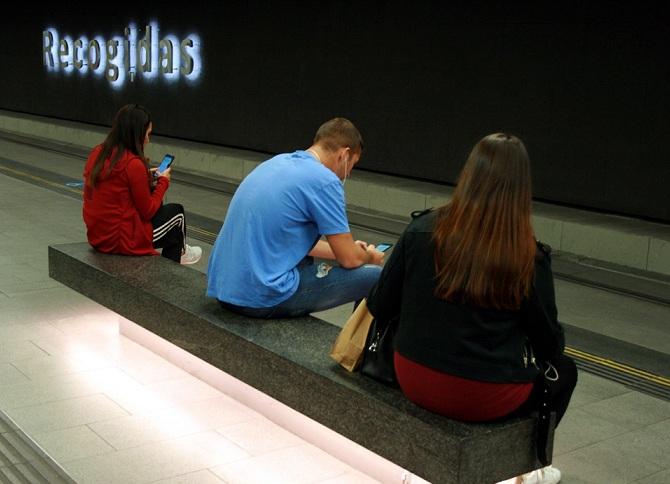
[220,259,382,318]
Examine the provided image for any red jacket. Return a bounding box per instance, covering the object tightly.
[83,146,169,255]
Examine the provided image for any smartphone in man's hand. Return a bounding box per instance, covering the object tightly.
[375,243,393,252]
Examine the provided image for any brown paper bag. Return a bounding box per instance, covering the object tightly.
[329,299,374,372]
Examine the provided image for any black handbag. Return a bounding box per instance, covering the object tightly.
[360,316,399,386]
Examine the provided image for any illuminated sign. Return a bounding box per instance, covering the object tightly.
[42,22,201,89]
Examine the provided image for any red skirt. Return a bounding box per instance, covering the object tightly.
[394,352,533,422]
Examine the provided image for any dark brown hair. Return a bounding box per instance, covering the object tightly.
[87,104,151,188]
[432,133,536,310]
[313,117,364,154]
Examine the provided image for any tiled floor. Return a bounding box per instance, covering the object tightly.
[1,139,670,483]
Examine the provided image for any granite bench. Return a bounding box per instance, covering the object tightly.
[48,242,553,484]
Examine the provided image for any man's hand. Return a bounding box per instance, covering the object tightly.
[365,244,385,265]
[354,239,368,250]
[327,233,383,268]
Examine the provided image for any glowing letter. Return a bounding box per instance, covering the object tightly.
[88,40,101,70]
[73,39,84,69]
[159,39,174,74]
[58,38,71,68]
[43,30,55,68]
[106,39,119,82]
[180,38,193,75]
[137,25,152,73]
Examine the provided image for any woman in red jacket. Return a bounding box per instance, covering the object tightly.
[83,104,201,264]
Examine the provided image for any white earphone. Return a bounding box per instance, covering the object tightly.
[342,155,349,186]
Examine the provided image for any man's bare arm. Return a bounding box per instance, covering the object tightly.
[325,233,384,268]
[308,240,336,259]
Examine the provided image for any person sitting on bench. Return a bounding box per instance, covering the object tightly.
[366,133,577,484]
[82,104,201,265]
[207,117,384,318]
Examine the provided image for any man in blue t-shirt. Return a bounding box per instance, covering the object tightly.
[207,118,384,318]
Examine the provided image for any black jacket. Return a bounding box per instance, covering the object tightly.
[367,209,565,383]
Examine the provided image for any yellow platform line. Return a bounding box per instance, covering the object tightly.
[0,165,83,196]
[565,347,670,387]
[189,225,216,238]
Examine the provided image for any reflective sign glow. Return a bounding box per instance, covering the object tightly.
[43,22,202,90]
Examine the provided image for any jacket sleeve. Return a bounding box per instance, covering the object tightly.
[366,230,407,322]
[520,243,565,361]
[127,158,169,221]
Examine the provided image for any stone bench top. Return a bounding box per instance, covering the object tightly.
[49,242,551,484]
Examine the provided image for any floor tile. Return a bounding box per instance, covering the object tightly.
[567,371,631,408]
[554,438,664,484]
[172,431,249,464]
[25,285,86,303]
[9,351,114,381]
[216,417,304,456]
[143,376,224,406]
[31,425,114,463]
[30,330,128,359]
[318,472,381,484]
[163,394,257,423]
[0,340,47,363]
[63,431,248,484]
[88,393,257,450]
[0,286,81,311]
[48,311,120,337]
[0,278,64,296]
[0,363,29,386]
[5,394,130,434]
[12,263,51,283]
[0,304,80,326]
[553,408,631,456]
[115,353,192,386]
[594,418,670,469]
[210,444,349,484]
[579,391,670,431]
[87,412,206,450]
[0,368,105,410]
[151,469,227,483]
[633,468,670,484]
[0,321,64,343]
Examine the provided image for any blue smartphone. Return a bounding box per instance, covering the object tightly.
[376,243,393,252]
[156,154,175,175]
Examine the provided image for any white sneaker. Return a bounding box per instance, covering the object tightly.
[521,465,561,484]
[180,244,202,265]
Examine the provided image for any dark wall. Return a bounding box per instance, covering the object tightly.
[1,3,669,222]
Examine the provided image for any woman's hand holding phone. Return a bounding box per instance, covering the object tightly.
[157,166,172,181]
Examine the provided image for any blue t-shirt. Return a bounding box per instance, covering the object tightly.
[207,150,350,307]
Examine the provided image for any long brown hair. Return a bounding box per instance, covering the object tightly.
[87,104,151,188]
[432,133,536,310]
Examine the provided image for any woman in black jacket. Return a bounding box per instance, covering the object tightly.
[367,133,576,484]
